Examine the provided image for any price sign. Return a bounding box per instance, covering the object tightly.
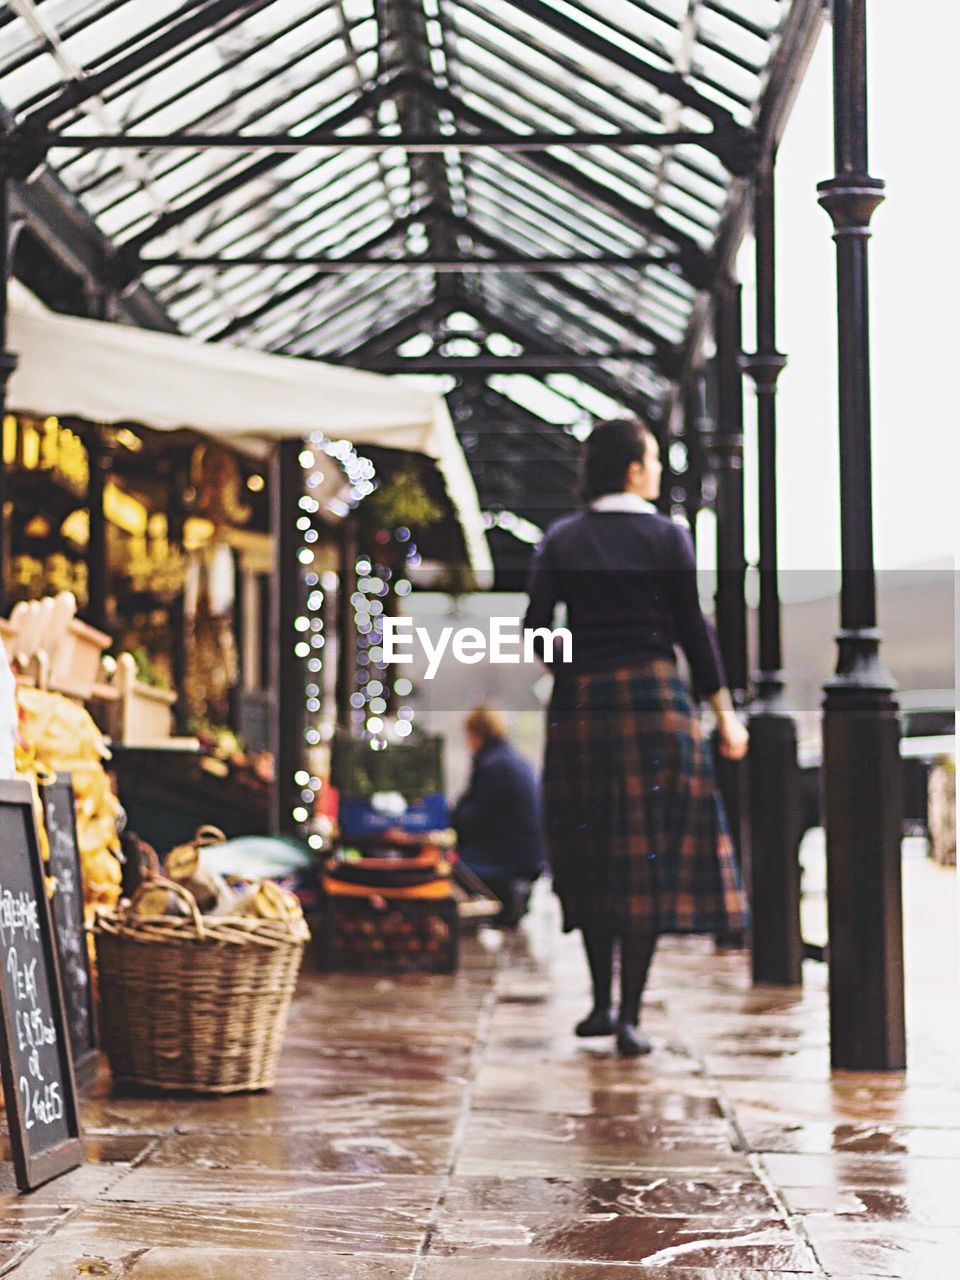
[42,777,99,1088]
[0,779,84,1191]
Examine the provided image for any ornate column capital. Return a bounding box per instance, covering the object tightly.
[817,175,886,235]
[739,351,787,392]
[706,435,743,470]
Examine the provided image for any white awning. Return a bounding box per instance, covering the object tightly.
[5,283,491,578]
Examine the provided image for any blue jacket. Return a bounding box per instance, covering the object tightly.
[452,738,545,879]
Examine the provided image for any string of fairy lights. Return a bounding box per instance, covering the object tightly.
[349,530,420,748]
[290,434,376,841]
[287,434,422,838]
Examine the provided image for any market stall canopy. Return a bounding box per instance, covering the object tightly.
[5,283,491,579]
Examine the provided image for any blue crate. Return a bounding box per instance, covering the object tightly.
[339,792,449,837]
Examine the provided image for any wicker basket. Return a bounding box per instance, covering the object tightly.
[92,878,309,1094]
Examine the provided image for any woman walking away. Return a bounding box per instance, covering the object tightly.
[524,418,749,1057]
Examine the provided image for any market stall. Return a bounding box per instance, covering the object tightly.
[5,281,490,580]
[2,283,489,840]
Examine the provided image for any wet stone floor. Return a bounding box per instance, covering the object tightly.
[2,879,958,1279]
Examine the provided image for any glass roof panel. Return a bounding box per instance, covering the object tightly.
[0,0,805,480]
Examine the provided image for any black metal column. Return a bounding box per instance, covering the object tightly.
[84,425,109,632]
[270,438,306,836]
[712,278,749,700]
[0,153,16,614]
[711,278,750,917]
[656,419,676,517]
[741,161,803,986]
[682,375,707,549]
[817,0,904,1070]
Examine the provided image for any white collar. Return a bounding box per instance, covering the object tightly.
[589,492,658,515]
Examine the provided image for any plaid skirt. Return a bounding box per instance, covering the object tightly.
[542,658,748,937]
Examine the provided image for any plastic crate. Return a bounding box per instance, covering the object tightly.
[320,894,459,974]
[331,733,444,797]
[338,792,449,837]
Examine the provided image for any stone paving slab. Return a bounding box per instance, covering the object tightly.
[421,1267,816,1280]
[6,1242,414,1280]
[146,1124,455,1176]
[762,1150,960,1189]
[428,1214,817,1270]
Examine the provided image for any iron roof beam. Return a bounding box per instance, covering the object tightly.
[459,159,693,310]
[449,0,729,194]
[333,288,656,418]
[501,0,751,131]
[448,0,662,133]
[448,217,680,373]
[156,200,404,318]
[288,282,435,358]
[271,267,436,357]
[37,126,724,153]
[449,299,660,418]
[206,212,437,342]
[69,6,353,191]
[355,353,652,371]
[472,285,667,407]
[6,164,175,331]
[441,30,723,228]
[702,0,774,42]
[91,57,365,230]
[2,0,137,80]
[472,275,661,377]
[108,83,393,256]
[676,0,826,386]
[140,150,405,275]
[376,0,459,307]
[141,250,685,270]
[55,0,282,152]
[323,301,447,362]
[421,82,715,287]
[18,0,254,130]
[458,176,695,322]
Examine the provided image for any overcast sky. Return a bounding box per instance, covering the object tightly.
[734,2,957,576]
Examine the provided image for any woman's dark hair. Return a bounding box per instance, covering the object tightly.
[580,418,654,504]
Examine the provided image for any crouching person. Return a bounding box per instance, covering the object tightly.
[452,705,544,926]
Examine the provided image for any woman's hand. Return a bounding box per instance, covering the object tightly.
[706,688,750,761]
[717,712,749,760]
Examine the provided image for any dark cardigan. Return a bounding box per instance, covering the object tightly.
[451,738,545,878]
[523,509,725,695]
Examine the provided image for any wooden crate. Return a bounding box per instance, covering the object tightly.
[320,893,459,974]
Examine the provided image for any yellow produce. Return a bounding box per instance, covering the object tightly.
[15,686,123,914]
[163,825,232,913]
[233,878,302,922]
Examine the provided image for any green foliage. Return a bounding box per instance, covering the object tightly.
[366,466,443,531]
[187,716,247,758]
[130,645,168,690]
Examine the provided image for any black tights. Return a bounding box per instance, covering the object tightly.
[582,928,658,1028]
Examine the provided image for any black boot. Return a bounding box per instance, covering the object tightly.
[577,927,615,1037]
[616,1022,653,1056]
[575,1008,617,1037]
[616,933,658,1057]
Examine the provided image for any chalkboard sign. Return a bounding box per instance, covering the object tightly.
[0,779,84,1191]
[42,777,99,1089]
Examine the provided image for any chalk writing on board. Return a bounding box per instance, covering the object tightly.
[0,780,83,1191]
[44,790,92,1058]
[1,886,66,1131]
